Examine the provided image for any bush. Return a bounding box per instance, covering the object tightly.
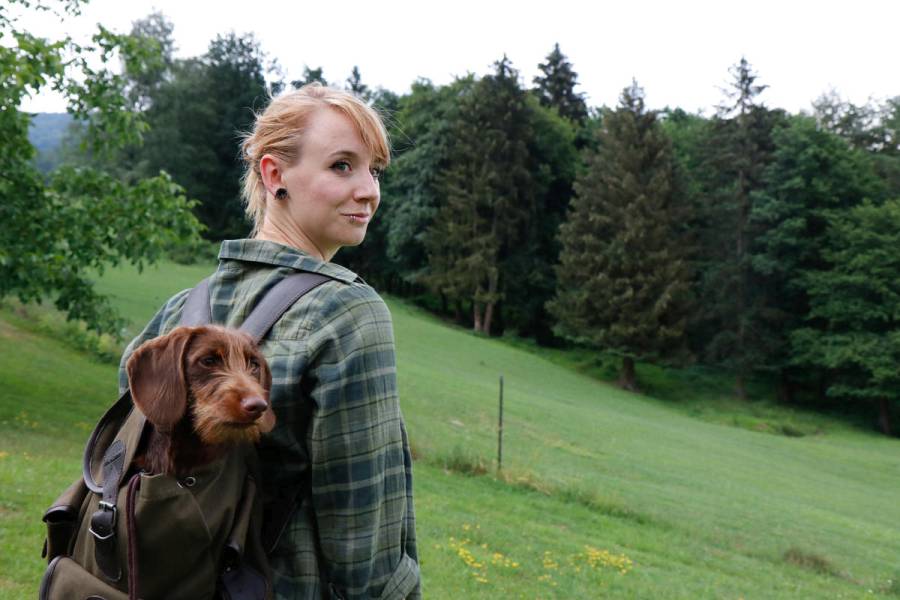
[167,238,220,265]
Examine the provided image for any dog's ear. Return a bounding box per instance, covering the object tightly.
[257,355,276,433]
[127,327,195,431]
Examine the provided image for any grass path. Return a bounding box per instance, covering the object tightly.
[0,261,897,598]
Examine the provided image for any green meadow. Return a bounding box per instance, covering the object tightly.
[1,261,899,599]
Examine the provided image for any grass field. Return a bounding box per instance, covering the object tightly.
[1,260,899,598]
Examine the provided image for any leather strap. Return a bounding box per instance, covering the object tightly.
[125,473,142,600]
[239,273,331,343]
[89,440,126,581]
[83,392,133,494]
[180,277,212,326]
[179,272,331,343]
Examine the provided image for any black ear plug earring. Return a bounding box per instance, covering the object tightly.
[275,188,289,200]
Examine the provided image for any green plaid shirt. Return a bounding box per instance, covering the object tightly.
[118,239,420,600]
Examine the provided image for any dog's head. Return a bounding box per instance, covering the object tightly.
[126,325,275,445]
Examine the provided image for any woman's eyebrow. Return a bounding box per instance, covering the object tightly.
[327,149,363,160]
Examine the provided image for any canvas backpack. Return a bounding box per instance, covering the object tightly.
[39,272,332,600]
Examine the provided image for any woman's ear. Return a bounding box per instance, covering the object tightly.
[259,153,285,199]
[127,327,195,432]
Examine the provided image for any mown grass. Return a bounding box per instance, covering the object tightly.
[2,259,899,598]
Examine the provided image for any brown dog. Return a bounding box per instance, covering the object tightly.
[126,325,275,478]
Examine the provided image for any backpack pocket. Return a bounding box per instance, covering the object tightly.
[39,556,128,600]
[43,477,90,561]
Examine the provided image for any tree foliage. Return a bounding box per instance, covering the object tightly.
[791,199,900,434]
[1,0,200,334]
[533,43,588,124]
[696,57,785,398]
[749,116,883,394]
[549,81,693,389]
[132,30,269,239]
[424,57,535,333]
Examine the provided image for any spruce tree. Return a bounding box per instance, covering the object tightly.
[425,57,534,333]
[533,43,588,124]
[548,81,692,390]
[698,57,781,399]
[291,66,326,88]
[345,66,371,101]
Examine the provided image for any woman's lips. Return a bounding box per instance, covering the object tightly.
[343,213,370,224]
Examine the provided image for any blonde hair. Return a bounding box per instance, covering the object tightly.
[240,83,390,234]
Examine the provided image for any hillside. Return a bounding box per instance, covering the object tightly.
[26,112,72,173]
[1,260,898,598]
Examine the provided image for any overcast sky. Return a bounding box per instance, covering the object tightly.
[19,0,900,115]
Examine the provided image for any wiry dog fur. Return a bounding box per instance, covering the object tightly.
[126,325,275,477]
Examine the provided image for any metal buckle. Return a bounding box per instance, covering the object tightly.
[89,502,117,541]
[89,525,115,541]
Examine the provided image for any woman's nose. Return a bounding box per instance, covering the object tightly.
[353,170,380,202]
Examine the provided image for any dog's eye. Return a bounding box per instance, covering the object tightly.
[248,359,261,373]
[200,355,220,367]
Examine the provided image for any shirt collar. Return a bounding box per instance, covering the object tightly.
[217,239,359,285]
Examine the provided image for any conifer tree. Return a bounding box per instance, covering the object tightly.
[345,65,371,101]
[698,57,781,399]
[425,57,534,333]
[533,43,588,124]
[548,81,692,390]
[291,66,326,88]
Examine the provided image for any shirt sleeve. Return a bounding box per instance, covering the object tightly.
[305,285,418,599]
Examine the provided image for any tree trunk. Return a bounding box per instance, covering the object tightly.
[776,369,794,403]
[734,373,747,401]
[878,398,893,436]
[454,300,464,324]
[483,302,494,335]
[473,301,483,333]
[483,271,499,335]
[816,372,829,404]
[618,356,638,392]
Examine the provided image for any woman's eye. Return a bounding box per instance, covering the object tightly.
[332,160,351,173]
[370,167,383,181]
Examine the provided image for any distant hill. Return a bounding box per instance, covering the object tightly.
[28,112,72,172]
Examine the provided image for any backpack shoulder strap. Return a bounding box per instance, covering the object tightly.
[239,272,332,343]
[180,277,212,326]
[178,271,332,340]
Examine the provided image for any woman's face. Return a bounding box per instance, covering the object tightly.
[279,108,381,260]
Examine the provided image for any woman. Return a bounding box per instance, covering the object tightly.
[119,84,420,599]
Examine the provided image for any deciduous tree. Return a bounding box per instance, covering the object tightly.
[792,200,900,435]
[1,0,200,334]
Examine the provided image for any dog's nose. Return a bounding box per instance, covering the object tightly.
[241,396,268,419]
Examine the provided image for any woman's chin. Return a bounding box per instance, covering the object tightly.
[339,231,369,248]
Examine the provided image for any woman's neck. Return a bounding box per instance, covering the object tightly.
[255,212,335,262]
